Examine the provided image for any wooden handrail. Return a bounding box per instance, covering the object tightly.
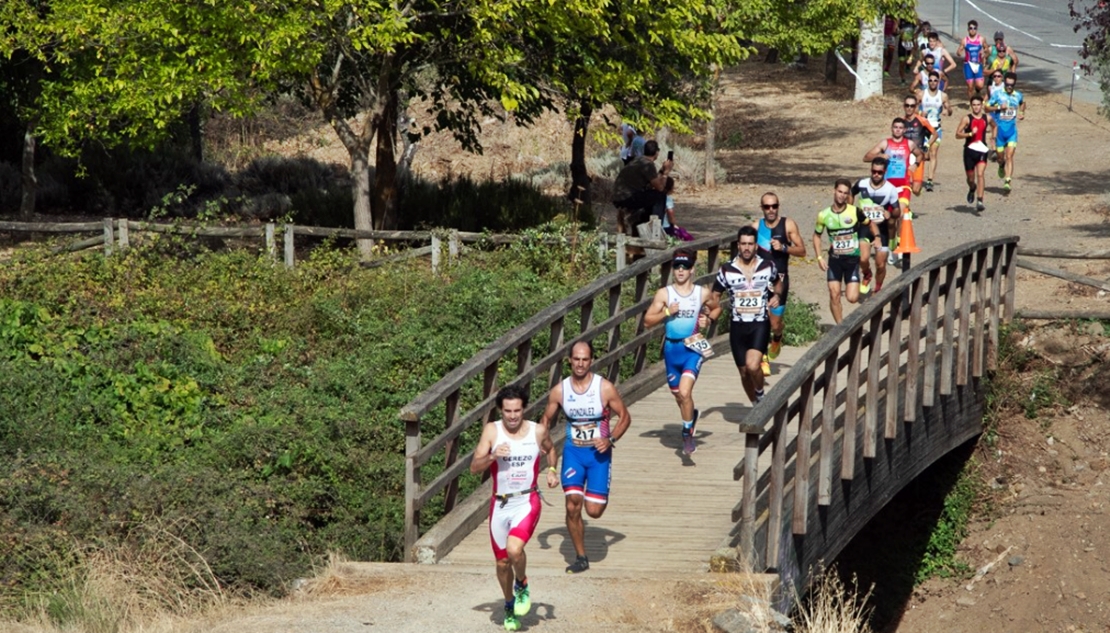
[398,232,734,557]
[733,235,1020,577]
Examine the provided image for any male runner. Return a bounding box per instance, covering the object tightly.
[986,72,1025,192]
[956,94,997,211]
[852,159,901,294]
[987,31,1019,75]
[813,179,881,324]
[863,118,921,265]
[643,249,716,454]
[540,341,631,575]
[708,226,782,406]
[914,52,936,92]
[751,192,806,373]
[926,31,958,92]
[899,94,936,197]
[470,385,558,631]
[917,70,952,192]
[987,69,1006,100]
[957,20,987,100]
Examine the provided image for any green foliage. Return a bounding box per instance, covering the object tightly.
[782,301,822,347]
[0,230,600,602]
[915,462,980,583]
[401,175,589,232]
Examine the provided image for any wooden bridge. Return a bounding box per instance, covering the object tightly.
[398,234,1019,597]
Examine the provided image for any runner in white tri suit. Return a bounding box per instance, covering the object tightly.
[851,158,902,294]
[916,70,952,192]
[539,341,631,575]
[470,385,558,631]
[643,249,716,454]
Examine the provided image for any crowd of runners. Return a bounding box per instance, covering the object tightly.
[470,14,1030,631]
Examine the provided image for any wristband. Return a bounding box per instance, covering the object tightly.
[548,466,557,474]
[609,437,617,447]
[663,306,671,317]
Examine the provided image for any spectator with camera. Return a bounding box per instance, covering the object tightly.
[612,140,673,238]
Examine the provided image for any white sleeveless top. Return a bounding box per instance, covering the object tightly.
[561,374,611,447]
[664,285,705,340]
[491,420,541,495]
[921,89,944,130]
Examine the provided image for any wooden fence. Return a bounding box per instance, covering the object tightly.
[0,218,673,271]
[730,236,1020,593]
[397,231,738,562]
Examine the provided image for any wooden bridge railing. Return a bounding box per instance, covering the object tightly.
[730,236,1020,586]
[398,231,738,562]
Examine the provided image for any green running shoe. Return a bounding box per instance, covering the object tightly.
[504,605,521,631]
[998,163,1005,179]
[513,582,531,616]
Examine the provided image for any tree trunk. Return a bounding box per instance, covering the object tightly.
[371,67,401,233]
[351,151,374,259]
[855,17,884,101]
[764,48,779,64]
[187,102,204,162]
[705,65,718,188]
[825,49,839,83]
[568,102,593,207]
[20,122,36,219]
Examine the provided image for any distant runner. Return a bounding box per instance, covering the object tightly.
[916,70,952,192]
[986,72,1025,192]
[852,158,901,295]
[957,20,987,100]
[956,94,997,212]
[813,179,880,324]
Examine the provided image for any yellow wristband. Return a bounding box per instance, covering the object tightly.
[663,306,671,316]
[548,466,557,474]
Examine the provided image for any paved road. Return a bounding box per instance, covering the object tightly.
[917,0,1104,105]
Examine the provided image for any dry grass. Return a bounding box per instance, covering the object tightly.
[3,522,231,633]
[793,568,874,633]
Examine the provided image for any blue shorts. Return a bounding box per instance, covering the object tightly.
[996,122,1018,147]
[964,63,983,82]
[561,443,612,504]
[663,340,704,390]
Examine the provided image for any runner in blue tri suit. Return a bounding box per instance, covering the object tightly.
[539,341,631,575]
[986,72,1025,192]
[644,249,717,454]
[752,192,806,374]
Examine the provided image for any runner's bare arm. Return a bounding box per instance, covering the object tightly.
[469,423,499,474]
[536,424,559,487]
[538,383,563,430]
[812,231,828,272]
[943,50,958,74]
[599,380,630,453]
[785,218,807,257]
[955,115,972,139]
[707,289,724,324]
[642,287,672,328]
[863,139,888,162]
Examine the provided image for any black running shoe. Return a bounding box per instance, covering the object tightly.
[966,188,975,205]
[566,556,590,574]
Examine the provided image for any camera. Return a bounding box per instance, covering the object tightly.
[667,150,674,161]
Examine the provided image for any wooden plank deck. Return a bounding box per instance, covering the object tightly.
[440,342,812,574]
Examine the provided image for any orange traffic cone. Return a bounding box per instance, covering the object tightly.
[895,210,921,255]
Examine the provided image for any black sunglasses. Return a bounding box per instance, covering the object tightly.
[871,169,885,175]
[761,203,780,210]
[904,103,917,107]
[673,263,692,270]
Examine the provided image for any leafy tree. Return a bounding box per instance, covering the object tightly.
[1071,0,1110,116]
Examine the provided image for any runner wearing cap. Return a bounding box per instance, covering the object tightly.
[643,249,717,454]
[987,32,1019,75]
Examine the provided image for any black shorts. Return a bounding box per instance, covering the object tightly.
[857,223,890,249]
[729,319,771,362]
[826,257,861,285]
[963,147,989,172]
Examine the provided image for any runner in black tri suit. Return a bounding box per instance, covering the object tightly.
[752,192,806,371]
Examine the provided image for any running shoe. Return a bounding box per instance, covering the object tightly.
[1003,179,1012,192]
[924,179,933,192]
[874,281,883,293]
[761,357,771,376]
[998,163,1006,179]
[513,582,531,616]
[860,270,872,295]
[682,429,696,455]
[504,605,521,631]
[768,338,782,360]
[566,556,589,574]
[976,199,985,211]
[966,188,975,205]
[887,251,899,267]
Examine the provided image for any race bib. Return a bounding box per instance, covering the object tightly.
[732,289,765,316]
[859,203,885,223]
[1000,107,1016,121]
[570,422,598,447]
[886,158,907,179]
[833,234,859,256]
[684,333,715,358]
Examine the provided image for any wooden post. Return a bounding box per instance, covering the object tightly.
[843,329,862,480]
[739,432,760,560]
[864,313,882,458]
[885,293,903,439]
[448,230,460,262]
[404,418,422,558]
[973,249,988,378]
[598,234,608,264]
[616,234,627,270]
[819,354,837,506]
[431,234,441,274]
[117,219,129,251]
[793,375,814,535]
[265,223,276,262]
[103,218,114,256]
[957,255,972,387]
[923,268,941,408]
[284,224,295,269]
[905,278,923,422]
[941,261,958,395]
[766,407,788,569]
